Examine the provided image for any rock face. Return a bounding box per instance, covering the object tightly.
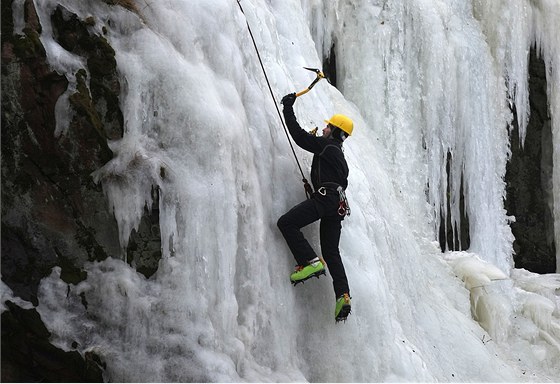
[505,47,556,274]
[1,0,122,305]
[1,0,161,380]
[1,301,104,382]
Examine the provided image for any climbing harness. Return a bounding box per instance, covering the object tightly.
[315,143,351,217]
[317,184,350,217]
[237,0,317,199]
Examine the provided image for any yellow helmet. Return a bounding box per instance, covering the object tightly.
[324,114,353,136]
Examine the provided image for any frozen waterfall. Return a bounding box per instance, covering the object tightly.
[6,0,560,381]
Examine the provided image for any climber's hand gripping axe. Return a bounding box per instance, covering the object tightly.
[295,67,325,97]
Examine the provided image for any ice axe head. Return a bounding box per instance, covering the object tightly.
[295,67,325,97]
[303,67,325,77]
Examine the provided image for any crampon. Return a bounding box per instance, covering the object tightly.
[335,293,351,323]
[290,260,326,286]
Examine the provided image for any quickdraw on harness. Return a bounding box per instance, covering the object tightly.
[237,0,323,199]
[336,185,351,217]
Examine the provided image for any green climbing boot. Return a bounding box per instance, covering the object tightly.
[290,259,326,285]
[335,293,351,322]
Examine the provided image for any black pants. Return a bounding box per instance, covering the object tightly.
[277,192,350,298]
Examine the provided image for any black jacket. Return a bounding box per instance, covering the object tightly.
[283,106,349,191]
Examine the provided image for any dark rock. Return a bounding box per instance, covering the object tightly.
[322,42,337,88]
[505,46,556,273]
[1,2,121,379]
[127,186,162,278]
[0,226,56,306]
[1,301,104,382]
[51,4,124,140]
[2,0,120,304]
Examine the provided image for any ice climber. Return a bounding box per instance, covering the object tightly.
[277,92,353,322]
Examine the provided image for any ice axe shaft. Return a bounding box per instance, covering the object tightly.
[295,67,325,97]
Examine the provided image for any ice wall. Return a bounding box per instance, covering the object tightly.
[19,0,560,382]
[302,0,520,271]
[303,0,560,273]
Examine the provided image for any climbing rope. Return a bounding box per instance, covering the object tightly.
[236,0,313,198]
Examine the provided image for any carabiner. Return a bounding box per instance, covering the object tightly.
[336,186,351,217]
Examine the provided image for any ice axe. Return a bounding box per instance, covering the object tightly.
[295,67,325,97]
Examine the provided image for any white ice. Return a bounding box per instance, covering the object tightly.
[4,0,560,381]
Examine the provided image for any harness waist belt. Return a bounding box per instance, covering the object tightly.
[320,182,344,191]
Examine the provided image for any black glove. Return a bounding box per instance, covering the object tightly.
[281,93,296,107]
